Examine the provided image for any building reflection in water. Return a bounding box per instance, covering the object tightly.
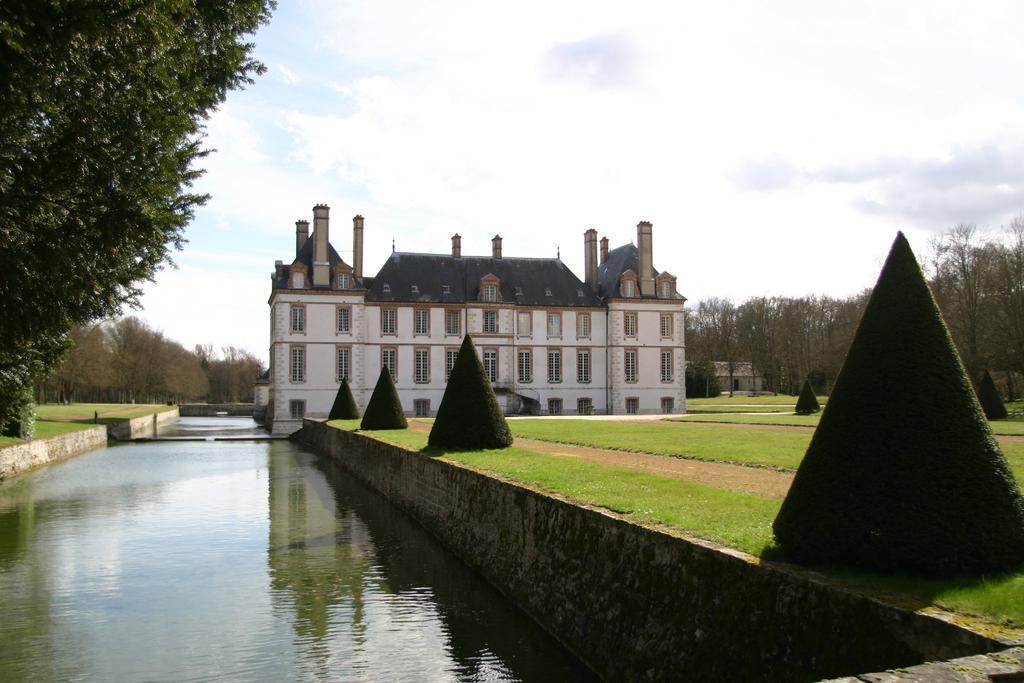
[267,442,596,681]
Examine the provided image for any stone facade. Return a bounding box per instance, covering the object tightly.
[296,419,1008,682]
[267,205,687,434]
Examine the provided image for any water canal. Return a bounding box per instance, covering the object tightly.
[0,418,594,681]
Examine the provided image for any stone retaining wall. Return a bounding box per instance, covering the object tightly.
[0,425,107,480]
[296,419,1011,682]
[106,408,180,440]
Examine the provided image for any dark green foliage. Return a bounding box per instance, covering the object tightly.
[360,368,407,430]
[773,233,1024,576]
[978,370,1008,420]
[429,335,513,450]
[685,359,721,398]
[1,386,35,439]
[0,1,274,428]
[794,380,820,415]
[329,378,360,420]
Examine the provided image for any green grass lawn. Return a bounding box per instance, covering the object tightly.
[685,405,793,413]
[678,411,1024,437]
[0,420,99,447]
[35,403,175,422]
[326,420,1024,628]
[509,418,811,469]
[687,395,827,406]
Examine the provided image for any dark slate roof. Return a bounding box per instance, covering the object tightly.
[272,234,365,290]
[597,243,659,298]
[366,253,603,307]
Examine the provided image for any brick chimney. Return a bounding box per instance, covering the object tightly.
[584,228,598,289]
[600,236,609,264]
[295,220,309,256]
[492,234,502,259]
[312,204,330,287]
[637,221,654,296]
[353,215,364,277]
[452,233,462,258]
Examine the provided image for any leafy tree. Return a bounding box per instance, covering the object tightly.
[429,335,512,450]
[793,379,820,415]
[329,378,360,420]
[360,368,406,430]
[684,359,720,398]
[978,370,1008,420]
[773,233,1024,575]
[0,1,274,426]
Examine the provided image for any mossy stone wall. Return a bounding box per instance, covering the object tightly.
[296,419,1006,682]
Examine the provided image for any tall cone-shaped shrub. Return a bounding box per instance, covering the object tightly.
[360,367,407,430]
[328,378,360,420]
[773,233,1024,575]
[429,335,512,450]
[794,379,820,415]
[978,370,1008,420]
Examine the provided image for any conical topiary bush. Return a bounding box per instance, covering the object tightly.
[429,335,513,450]
[978,370,1008,421]
[794,379,820,415]
[328,378,360,420]
[773,232,1024,575]
[360,367,407,430]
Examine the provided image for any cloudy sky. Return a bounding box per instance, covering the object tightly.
[136,0,1024,363]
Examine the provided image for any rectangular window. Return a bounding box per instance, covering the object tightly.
[624,312,637,338]
[290,346,305,383]
[414,347,430,383]
[483,310,498,334]
[577,398,593,415]
[337,306,351,333]
[661,397,674,414]
[660,349,673,383]
[338,273,350,289]
[289,400,305,419]
[548,349,562,383]
[382,347,397,377]
[446,310,461,336]
[290,305,305,333]
[660,281,672,298]
[446,349,459,381]
[624,349,637,383]
[548,399,562,415]
[577,349,591,383]
[482,284,498,302]
[381,308,397,335]
[622,280,635,297]
[547,312,562,338]
[414,399,431,417]
[625,397,639,415]
[414,309,430,335]
[518,350,532,383]
[292,272,305,289]
[483,349,498,383]
[336,346,350,382]
[577,313,591,338]
[660,313,672,338]
[517,311,532,337]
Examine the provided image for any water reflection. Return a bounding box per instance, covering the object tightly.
[158,415,270,438]
[0,421,593,681]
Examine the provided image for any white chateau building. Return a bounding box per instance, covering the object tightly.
[265,204,686,434]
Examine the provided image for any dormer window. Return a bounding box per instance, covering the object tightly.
[623,280,635,297]
[382,284,391,294]
[411,284,419,295]
[338,274,350,289]
[576,289,584,298]
[514,286,523,296]
[442,284,451,295]
[478,274,501,303]
[659,281,671,298]
[656,272,677,299]
[544,288,552,297]
[292,272,305,289]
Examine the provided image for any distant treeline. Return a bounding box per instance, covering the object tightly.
[35,317,265,405]
[687,217,1024,398]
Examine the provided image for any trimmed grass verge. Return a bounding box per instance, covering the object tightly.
[688,395,827,406]
[0,420,97,447]
[35,403,175,423]
[323,420,1024,628]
